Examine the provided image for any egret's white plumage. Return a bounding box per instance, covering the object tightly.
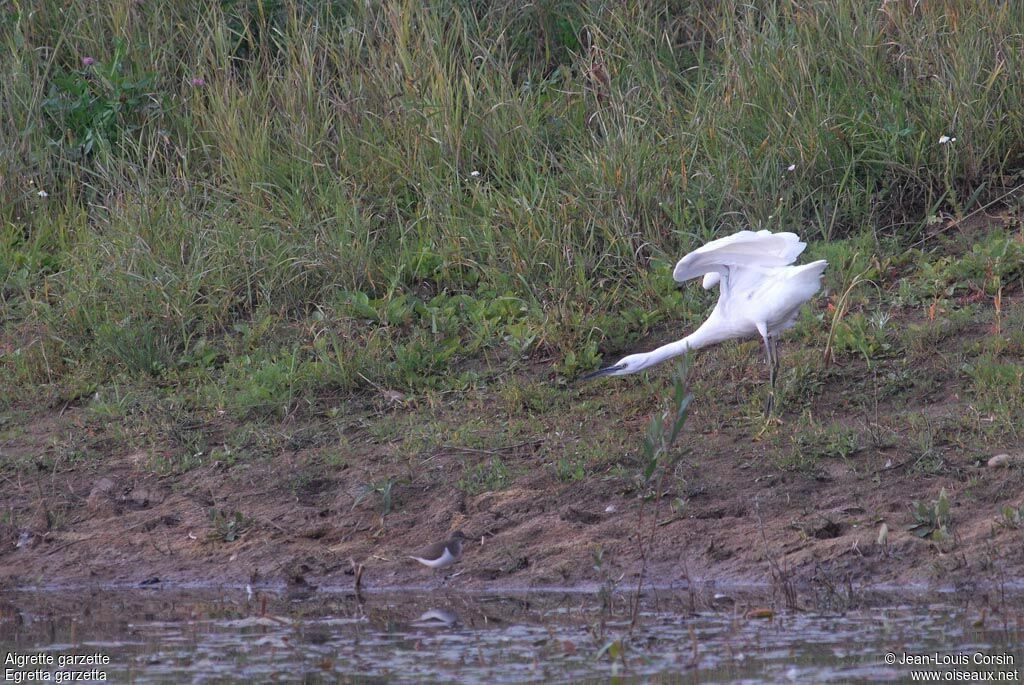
[699,230,806,290]
[583,230,827,405]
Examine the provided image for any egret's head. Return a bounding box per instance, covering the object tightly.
[580,353,652,380]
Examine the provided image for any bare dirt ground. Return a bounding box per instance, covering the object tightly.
[2,320,1022,596]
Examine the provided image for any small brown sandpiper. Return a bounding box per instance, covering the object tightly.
[409,530,466,570]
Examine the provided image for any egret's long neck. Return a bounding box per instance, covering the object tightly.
[639,315,731,370]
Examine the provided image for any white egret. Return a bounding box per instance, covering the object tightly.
[583,230,827,414]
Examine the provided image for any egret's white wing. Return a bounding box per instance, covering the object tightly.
[674,230,805,284]
[699,231,805,289]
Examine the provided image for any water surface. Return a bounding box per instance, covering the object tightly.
[1,585,1021,683]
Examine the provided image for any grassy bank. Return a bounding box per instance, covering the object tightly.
[2,0,1023,448]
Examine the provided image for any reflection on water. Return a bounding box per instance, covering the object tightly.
[1,585,1021,683]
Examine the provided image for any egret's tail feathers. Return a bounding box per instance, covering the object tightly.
[785,259,828,301]
[767,259,828,333]
[785,258,828,290]
[793,259,828,280]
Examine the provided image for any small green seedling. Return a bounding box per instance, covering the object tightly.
[909,488,952,541]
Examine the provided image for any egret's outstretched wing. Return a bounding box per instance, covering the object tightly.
[675,230,805,284]
[699,231,805,289]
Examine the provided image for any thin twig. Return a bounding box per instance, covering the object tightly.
[356,372,388,395]
[438,439,542,456]
[756,502,797,611]
[254,516,290,534]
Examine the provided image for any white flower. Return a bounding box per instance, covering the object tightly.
[37,190,48,198]
[470,170,481,177]
[787,164,796,172]
[938,135,956,145]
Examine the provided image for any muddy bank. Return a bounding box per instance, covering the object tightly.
[2,375,1022,594]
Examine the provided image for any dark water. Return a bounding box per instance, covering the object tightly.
[1,585,1021,683]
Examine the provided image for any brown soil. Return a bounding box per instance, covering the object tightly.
[2,333,1022,595]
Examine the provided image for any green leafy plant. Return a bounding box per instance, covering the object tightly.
[963,355,1024,431]
[829,311,892,366]
[352,477,407,517]
[640,364,694,490]
[209,509,249,543]
[553,455,586,482]
[909,488,952,541]
[559,339,602,379]
[42,39,154,157]
[504,322,540,356]
[631,360,693,630]
[95,320,177,377]
[997,504,1024,530]
[792,422,860,462]
[458,457,514,495]
[228,353,302,418]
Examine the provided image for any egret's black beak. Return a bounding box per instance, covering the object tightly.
[580,364,625,381]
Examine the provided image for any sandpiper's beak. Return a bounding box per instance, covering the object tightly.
[580,363,625,381]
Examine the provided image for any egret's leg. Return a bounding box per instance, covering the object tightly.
[762,335,776,417]
[770,336,780,392]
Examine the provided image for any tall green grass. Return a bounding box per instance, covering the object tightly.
[3,0,1024,404]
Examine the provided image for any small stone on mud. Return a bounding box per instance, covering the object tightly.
[86,478,118,515]
[88,477,115,496]
[987,453,1017,468]
[126,450,150,466]
[382,390,406,404]
[126,486,164,509]
[560,507,602,525]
